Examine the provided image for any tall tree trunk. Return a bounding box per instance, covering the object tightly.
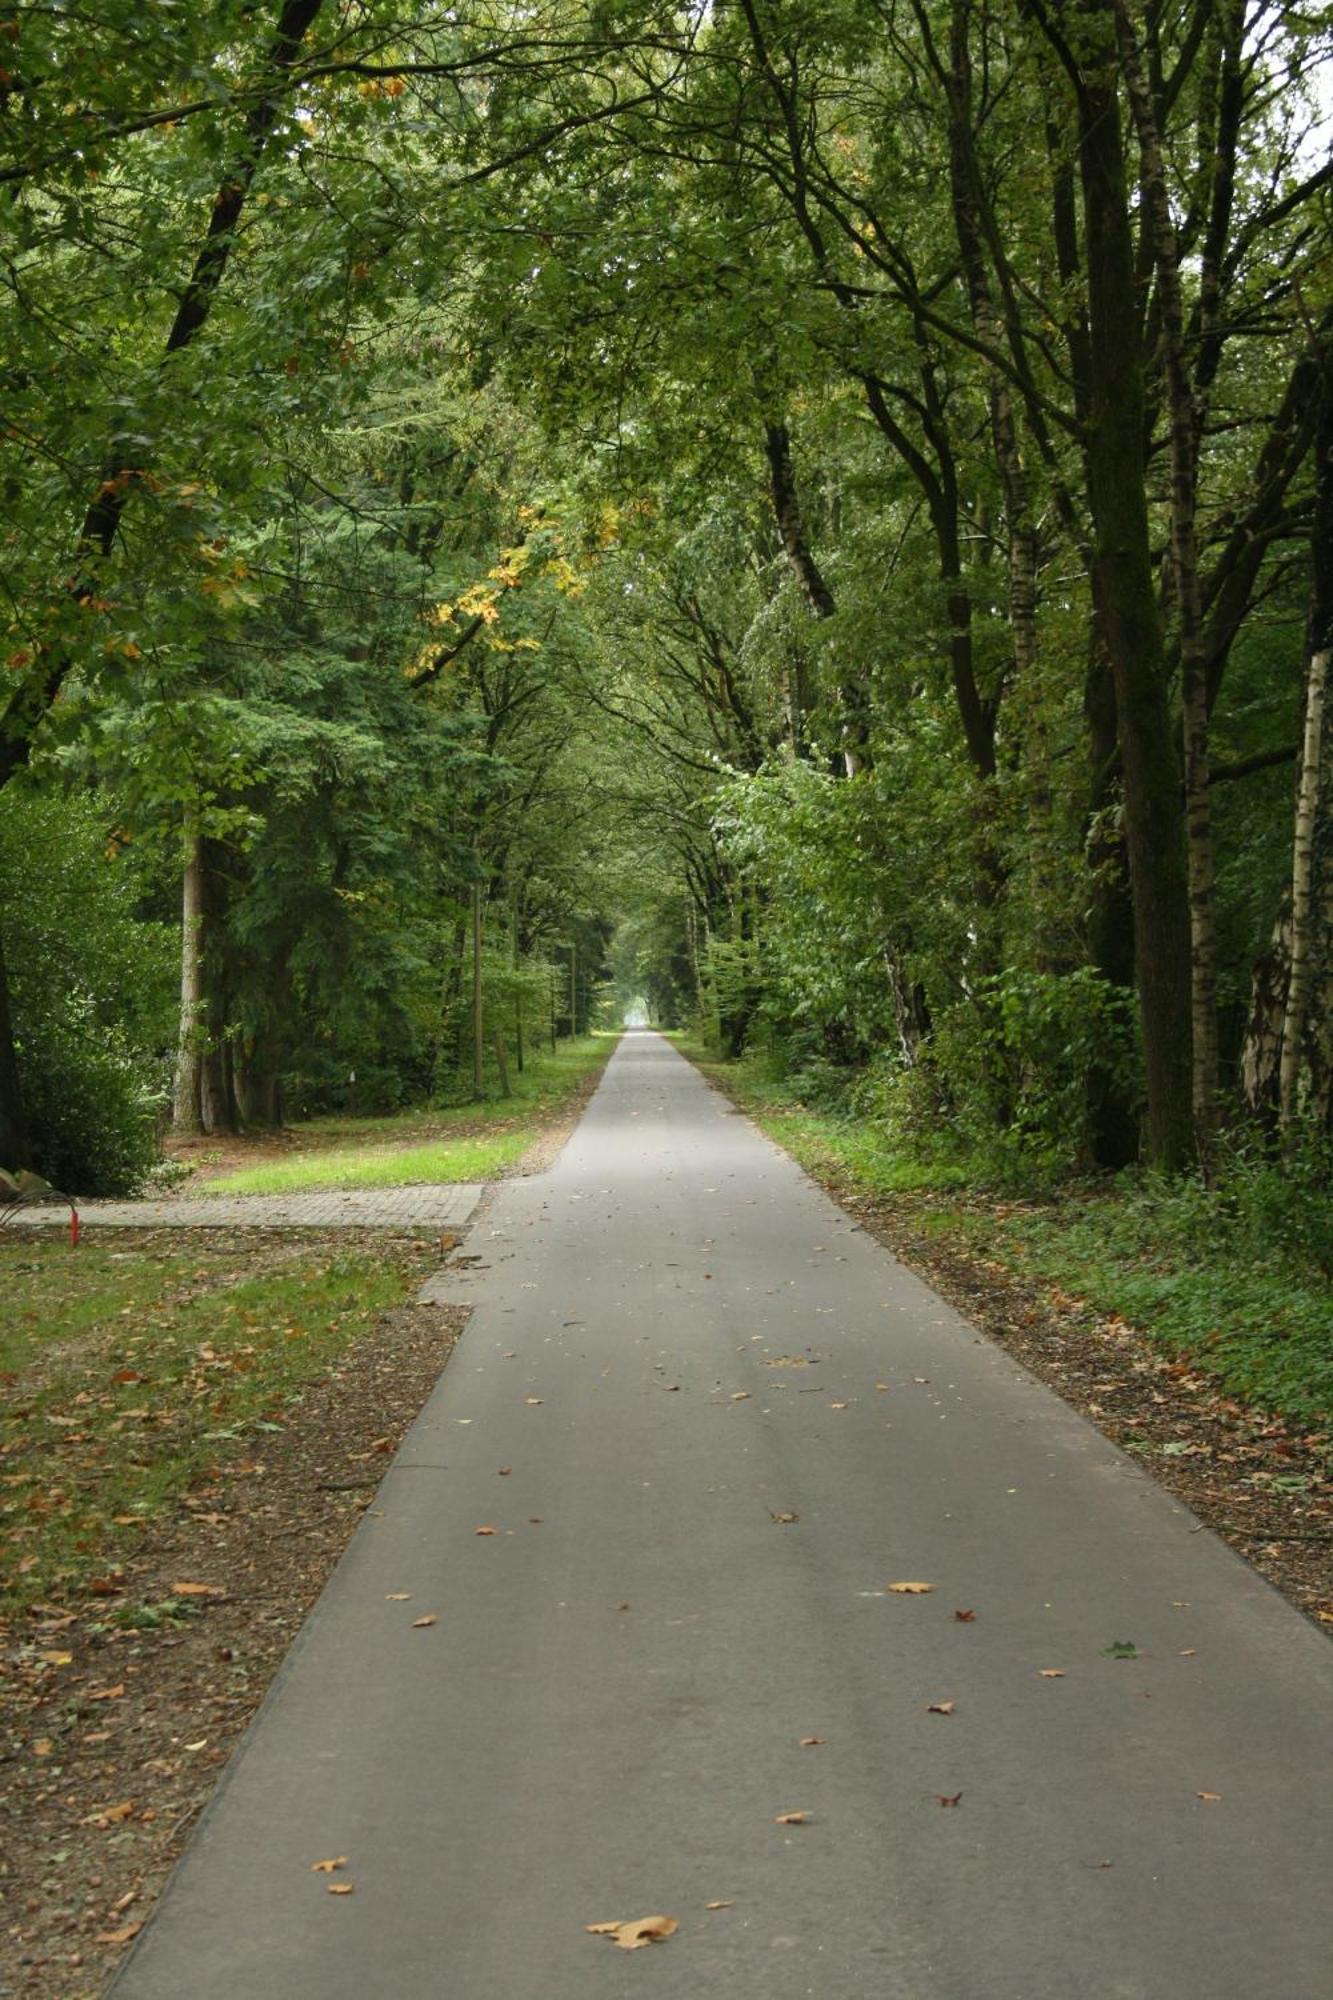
[0,914,31,1169]
[1280,339,1333,1140]
[171,828,207,1135]
[1084,628,1141,1165]
[1241,902,1290,1124]
[471,876,484,1100]
[763,421,866,772]
[1071,22,1195,1171]
[1115,0,1220,1160]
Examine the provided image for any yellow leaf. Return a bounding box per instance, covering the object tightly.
[886,1581,934,1594]
[311,1858,348,1873]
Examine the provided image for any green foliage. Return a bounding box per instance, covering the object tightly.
[999,1148,1333,1426]
[0,791,175,1192]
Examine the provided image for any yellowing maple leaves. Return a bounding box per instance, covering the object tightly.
[585,1915,678,1951]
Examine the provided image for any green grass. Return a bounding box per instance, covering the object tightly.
[0,1235,422,1610]
[197,1034,615,1197]
[200,1131,533,1196]
[677,1038,1332,1432]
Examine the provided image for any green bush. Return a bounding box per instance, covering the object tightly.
[0,789,176,1195]
[19,1003,164,1196]
[854,969,1140,1186]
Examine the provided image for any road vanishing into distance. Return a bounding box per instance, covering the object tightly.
[114,1032,1333,1999]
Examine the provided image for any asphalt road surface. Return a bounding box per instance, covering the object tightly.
[113,1031,1333,1999]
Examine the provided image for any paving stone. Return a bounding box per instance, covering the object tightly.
[15,1185,484,1233]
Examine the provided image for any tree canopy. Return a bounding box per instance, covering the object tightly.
[1,0,1329,1188]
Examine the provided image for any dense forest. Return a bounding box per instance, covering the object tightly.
[1,0,1330,1197]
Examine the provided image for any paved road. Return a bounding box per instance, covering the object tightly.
[17,1185,482,1231]
[113,1032,1332,1999]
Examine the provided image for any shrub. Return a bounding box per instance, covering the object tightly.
[0,789,176,1195]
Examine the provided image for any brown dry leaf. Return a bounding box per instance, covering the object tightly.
[731,1391,750,1401]
[311,1858,348,1874]
[770,1510,798,1524]
[586,1916,678,1951]
[412,1614,438,1628]
[40,1650,73,1667]
[525,1397,543,1406]
[1196,1791,1222,1803]
[1179,1648,1197,1658]
[474,1526,498,1536]
[927,1701,956,1715]
[775,1811,811,1825]
[171,1581,224,1598]
[498,1466,513,1476]
[705,1900,734,1911]
[829,1401,848,1411]
[96,1921,143,1946]
[87,1801,135,1827]
[936,1792,963,1807]
[799,1736,826,1748]
[886,1581,934,1595]
[953,1609,976,1622]
[328,1883,356,1896]
[1038,1669,1066,1679]
[88,1685,125,1701]
[385,1593,411,1602]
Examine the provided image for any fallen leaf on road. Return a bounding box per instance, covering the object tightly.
[498,1467,512,1476]
[585,1916,678,1950]
[775,1811,810,1825]
[887,1581,934,1594]
[770,1510,798,1524]
[528,1516,543,1525]
[1038,1669,1066,1679]
[412,1615,438,1628]
[525,1397,543,1406]
[1196,1791,1222,1803]
[705,1899,733,1910]
[764,1356,812,1368]
[875,1382,890,1391]
[1101,1639,1138,1659]
[799,1736,826,1747]
[936,1792,963,1807]
[953,1608,976,1622]
[385,1593,411,1602]
[927,1701,955,1715]
[474,1526,497,1536]
[311,1858,348,1873]
[731,1391,750,1401]
[328,1883,355,1896]
[1179,1649,1197,1657]
[829,1402,848,1410]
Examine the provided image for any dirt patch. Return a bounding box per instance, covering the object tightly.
[0,1285,466,1999]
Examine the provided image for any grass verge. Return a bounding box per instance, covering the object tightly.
[193,1034,616,1196]
[0,1233,423,1611]
[678,1037,1332,1431]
